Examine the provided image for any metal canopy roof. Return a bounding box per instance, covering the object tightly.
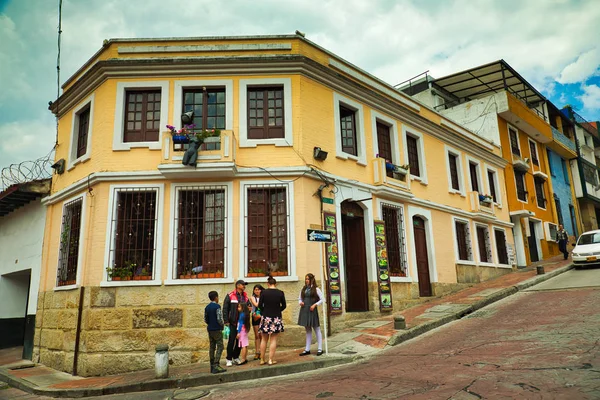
[0,179,50,217]
[432,60,546,107]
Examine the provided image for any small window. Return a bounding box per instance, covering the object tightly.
[476,225,492,263]
[406,135,420,177]
[183,87,225,151]
[124,90,161,143]
[448,153,460,191]
[247,86,285,140]
[246,186,289,276]
[529,141,539,166]
[515,170,527,201]
[487,170,498,203]
[377,122,394,178]
[455,220,472,261]
[340,105,358,156]
[509,128,520,156]
[57,198,83,286]
[76,106,90,159]
[494,229,509,265]
[561,159,570,184]
[382,204,408,277]
[469,162,480,193]
[534,177,546,208]
[554,195,564,226]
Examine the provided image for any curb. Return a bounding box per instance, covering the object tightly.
[388,263,574,348]
[0,355,360,398]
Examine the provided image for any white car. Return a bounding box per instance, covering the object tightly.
[572,230,600,268]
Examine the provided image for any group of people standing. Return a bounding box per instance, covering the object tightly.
[204,274,323,374]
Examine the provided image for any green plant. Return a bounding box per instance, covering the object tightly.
[195,128,221,143]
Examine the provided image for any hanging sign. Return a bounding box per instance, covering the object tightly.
[374,220,393,311]
[323,211,342,313]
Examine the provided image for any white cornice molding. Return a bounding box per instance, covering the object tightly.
[118,43,292,53]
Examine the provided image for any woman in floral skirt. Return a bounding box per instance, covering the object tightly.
[258,275,287,365]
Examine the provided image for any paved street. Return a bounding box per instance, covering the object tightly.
[2,266,599,400]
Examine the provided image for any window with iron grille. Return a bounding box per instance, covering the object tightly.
[381,204,408,277]
[494,229,509,265]
[454,219,472,261]
[509,128,520,156]
[174,187,226,278]
[529,141,539,166]
[515,170,527,201]
[183,88,225,151]
[246,186,289,276]
[487,170,498,203]
[406,135,420,176]
[582,163,598,185]
[448,153,460,191]
[340,106,357,156]
[108,188,158,280]
[534,177,546,208]
[56,197,83,286]
[76,106,90,159]
[476,225,492,263]
[124,90,161,143]
[377,122,393,178]
[469,162,480,193]
[247,86,284,139]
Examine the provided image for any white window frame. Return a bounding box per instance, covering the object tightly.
[514,169,528,204]
[544,221,558,241]
[371,111,400,166]
[334,93,367,165]
[112,81,169,151]
[451,216,474,264]
[376,198,410,282]
[173,79,234,131]
[67,94,94,171]
[508,123,522,159]
[492,226,511,268]
[101,183,165,287]
[165,182,234,285]
[239,78,293,148]
[445,146,465,195]
[474,223,493,266]
[407,205,437,283]
[465,156,483,195]
[402,125,428,184]
[239,180,297,282]
[484,164,502,208]
[54,193,87,291]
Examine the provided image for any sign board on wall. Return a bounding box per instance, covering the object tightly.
[374,220,393,311]
[323,212,342,313]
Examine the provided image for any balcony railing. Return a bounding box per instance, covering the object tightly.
[551,126,576,153]
[469,191,495,217]
[372,158,410,190]
[162,130,236,165]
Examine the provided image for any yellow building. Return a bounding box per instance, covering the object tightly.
[37,35,515,376]
[408,61,573,266]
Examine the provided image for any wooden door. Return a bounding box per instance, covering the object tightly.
[528,221,539,262]
[412,216,432,297]
[342,211,369,312]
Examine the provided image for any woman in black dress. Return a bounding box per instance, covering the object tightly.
[258,276,286,365]
[298,273,324,356]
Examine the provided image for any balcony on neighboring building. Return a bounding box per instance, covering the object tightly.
[549,125,577,156]
[469,191,496,222]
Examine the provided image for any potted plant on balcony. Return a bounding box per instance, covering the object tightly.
[166,124,192,150]
[479,194,493,205]
[394,164,410,176]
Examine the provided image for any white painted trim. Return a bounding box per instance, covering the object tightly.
[164,278,234,285]
[333,93,367,166]
[53,284,79,292]
[492,226,511,267]
[244,276,300,283]
[173,79,234,131]
[375,198,410,279]
[168,182,234,281]
[102,183,165,284]
[238,78,293,148]
[465,155,484,195]
[444,145,466,196]
[473,222,492,264]
[543,221,558,241]
[67,94,94,171]
[239,180,297,279]
[402,125,428,184]
[54,192,88,290]
[451,216,473,262]
[371,110,401,166]
[119,43,293,53]
[112,81,169,151]
[484,164,502,208]
[407,205,437,283]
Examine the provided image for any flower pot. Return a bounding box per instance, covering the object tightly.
[133,276,141,281]
[215,272,224,278]
[272,271,286,276]
[184,274,192,279]
[247,272,262,277]
[141,276,151,280]
[179,275,185,280]
[208,273,216,278]
[191,274,197,279]
[173,135,190,144]
[122,277,131,281]
[112,277,121,281]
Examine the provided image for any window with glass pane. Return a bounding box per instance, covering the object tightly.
[76,106,90,158]
[529,141,539,165]
[487,170,498,202]
[469,162,479,192]
[382,204,407,277]
[455,220,471,261]
[340,106,357,156]
[515,171,527,201]
[406,135,420,176]
[476,225,491,263]
[174,187,226,278]
[448,153,460,191]
[247,86,284,139]
[509,128,520,156]
[124,90,161,142]
[247,187,289,276]
[377,122,393,178]
[183,88,225,150]
[56,198,82,286]
[495,229,509,264]
[109,188,158,280]
[535,177,546,208]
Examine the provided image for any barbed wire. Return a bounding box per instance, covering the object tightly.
[0,147,55,191]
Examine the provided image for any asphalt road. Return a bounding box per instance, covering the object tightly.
[3,267,600,400]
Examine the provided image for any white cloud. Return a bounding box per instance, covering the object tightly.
[580,84,600,110]
[557,48,600,84]
[0,116,56,168]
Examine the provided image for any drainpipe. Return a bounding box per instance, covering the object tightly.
[72,286,85,376]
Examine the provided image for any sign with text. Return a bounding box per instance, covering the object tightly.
[323,212,342,313]
[307,229,333,243]
[374,220,393,311]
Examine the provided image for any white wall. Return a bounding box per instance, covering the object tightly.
[0,274,29,318]
[0,200,46,316]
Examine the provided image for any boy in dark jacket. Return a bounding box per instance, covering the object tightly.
[204,291,226,374]
[222,280,249,366]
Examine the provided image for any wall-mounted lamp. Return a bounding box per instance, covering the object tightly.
[51,159,65,175]
[313,147,328,161]
[181,111,194,125]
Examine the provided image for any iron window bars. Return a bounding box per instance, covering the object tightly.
[56,197,83,286]
[382,204,408,277]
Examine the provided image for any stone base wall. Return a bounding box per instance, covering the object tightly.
[455,264,514,285]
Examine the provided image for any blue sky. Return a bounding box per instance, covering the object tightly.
[0,0,599,177]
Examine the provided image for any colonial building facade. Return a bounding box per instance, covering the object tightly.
[36,35,515,376]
